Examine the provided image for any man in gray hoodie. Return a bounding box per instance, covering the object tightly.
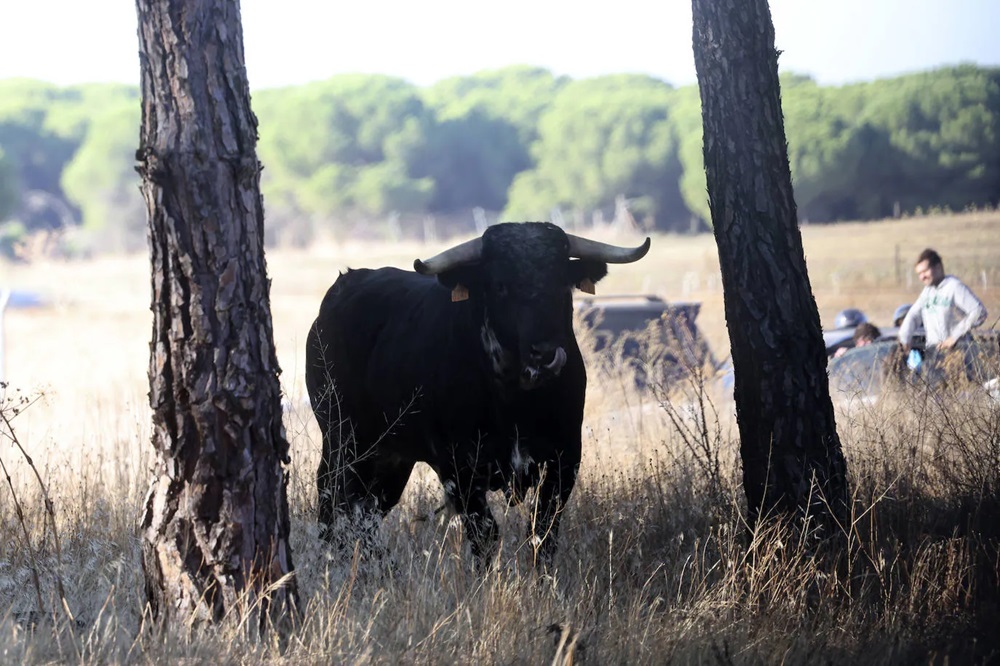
[899,248,987,353]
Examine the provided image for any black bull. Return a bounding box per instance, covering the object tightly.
[305,222,650,563]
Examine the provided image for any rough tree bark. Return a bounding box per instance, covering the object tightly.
[135,0,298,628]
[691,0,849,530]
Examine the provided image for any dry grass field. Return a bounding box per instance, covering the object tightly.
[0,210,998,663]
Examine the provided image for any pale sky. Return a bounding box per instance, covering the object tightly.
[1,0,998,90]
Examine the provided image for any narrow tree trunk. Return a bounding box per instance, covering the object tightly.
[135,0,298,629]
[691,0,849,530]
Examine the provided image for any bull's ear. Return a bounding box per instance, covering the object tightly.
[437,265,481,301]
[569,259,608,293]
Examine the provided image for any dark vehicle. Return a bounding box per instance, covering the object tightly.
[828,331,1000,401]
[824,308,872,356]
[574,294,718,391]
[305,222,650,564]
[824,326,902,357]
[823,328,858,357]
[823,307,928,357]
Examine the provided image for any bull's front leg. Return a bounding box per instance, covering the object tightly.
[530,454,580,568]
[442,474,499,564]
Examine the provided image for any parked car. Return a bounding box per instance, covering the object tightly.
[825,325,904,357]
[573,294,719,392]
[828,331,1000,402]
[823,306,927,358]
[720,322,916,397]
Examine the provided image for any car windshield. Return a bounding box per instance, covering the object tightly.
[828,341,897,397]
[829,335,1000,399]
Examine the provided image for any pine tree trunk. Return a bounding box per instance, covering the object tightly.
[691,0,849,530]
[135,0,298,629]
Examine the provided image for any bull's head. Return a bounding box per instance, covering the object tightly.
[415,222,650,389]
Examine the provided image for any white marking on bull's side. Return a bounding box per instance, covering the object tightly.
[480,316,508,375]
[511,437,534,475]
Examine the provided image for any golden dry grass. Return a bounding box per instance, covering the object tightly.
[0,210,997,663]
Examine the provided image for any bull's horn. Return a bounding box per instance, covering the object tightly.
[413,236,484,275]
[566,234,651,263]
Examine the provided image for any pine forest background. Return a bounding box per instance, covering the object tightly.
[0,63,997,256]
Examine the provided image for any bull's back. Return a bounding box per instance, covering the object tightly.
[308,269,401,370]
[305,268,474,430]
[308,269,414,393]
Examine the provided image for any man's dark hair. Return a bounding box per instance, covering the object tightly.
[853,322,881,344]
[916,248,942,267]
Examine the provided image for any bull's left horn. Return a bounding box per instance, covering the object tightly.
[414,236,484,275]
[566,234,651,264]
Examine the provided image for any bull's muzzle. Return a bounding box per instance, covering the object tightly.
[520,346,567,389]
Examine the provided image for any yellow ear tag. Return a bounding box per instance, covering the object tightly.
[451,284,470,302]
[577,278,596,294]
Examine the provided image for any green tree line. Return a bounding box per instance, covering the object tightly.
[0,64,997,252]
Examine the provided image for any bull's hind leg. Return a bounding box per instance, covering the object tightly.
[317,432,375,545]
[310,376,383,547]
[310,367,355,543]
[318,435,414,560]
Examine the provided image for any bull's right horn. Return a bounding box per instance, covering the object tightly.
[566,234,651,264]
[414,236,484,275]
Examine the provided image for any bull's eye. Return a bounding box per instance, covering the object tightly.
[495,281,508,298]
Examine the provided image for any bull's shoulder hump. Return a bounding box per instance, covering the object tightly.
[321,266,440,312]
[332,266,428,290]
